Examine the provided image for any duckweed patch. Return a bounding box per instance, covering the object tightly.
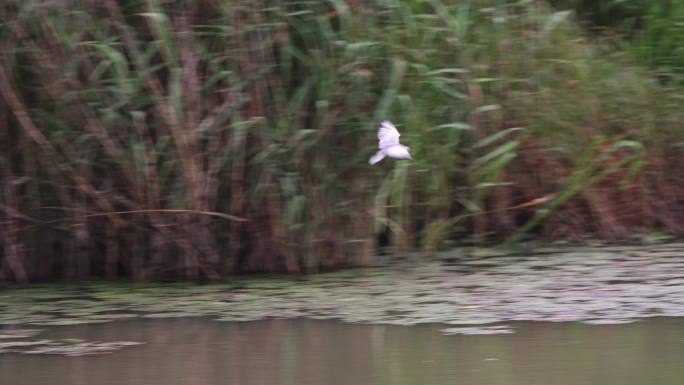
[1,245,684,338]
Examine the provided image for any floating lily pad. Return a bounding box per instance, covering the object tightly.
[22,340,144,356]
[0,329,43,339]
[142,312,199,318]
[441,326,514,335]
[0,340,53,349]
[581,319,637,325]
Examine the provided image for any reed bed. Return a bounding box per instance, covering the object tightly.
[1,0,683,282]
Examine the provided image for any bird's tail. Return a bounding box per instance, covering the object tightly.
[369,151,386,165]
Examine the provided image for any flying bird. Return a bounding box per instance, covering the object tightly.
[369,120,411,165]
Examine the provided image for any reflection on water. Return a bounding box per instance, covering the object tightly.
[1,317,684,385]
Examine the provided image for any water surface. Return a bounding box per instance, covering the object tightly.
[2,317,683,385]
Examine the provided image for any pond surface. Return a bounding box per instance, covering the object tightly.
[3,244,684,384]
[2,317,684,385]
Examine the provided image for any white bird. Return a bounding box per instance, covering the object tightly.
[369,120,412,165]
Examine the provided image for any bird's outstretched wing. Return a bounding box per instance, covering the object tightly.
[378,120,401,150]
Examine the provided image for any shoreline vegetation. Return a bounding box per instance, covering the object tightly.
[2,1,684,282]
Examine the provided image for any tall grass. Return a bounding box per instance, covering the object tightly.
[554,0,684,77]
[1,0,683,283]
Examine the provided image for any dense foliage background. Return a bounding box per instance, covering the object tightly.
[2,0,684,283]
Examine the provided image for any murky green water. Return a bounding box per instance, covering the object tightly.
[2,317,683,385]
[3,244,684,384]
